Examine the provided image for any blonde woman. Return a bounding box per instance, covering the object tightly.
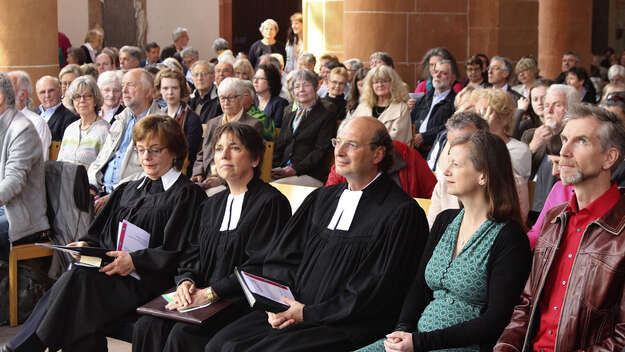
[233,58,255,81]
[352,65,412,144]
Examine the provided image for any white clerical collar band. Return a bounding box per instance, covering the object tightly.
[137,168,181,191]
[220,192,246,231]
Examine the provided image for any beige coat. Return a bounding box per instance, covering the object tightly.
[351,101,412,145]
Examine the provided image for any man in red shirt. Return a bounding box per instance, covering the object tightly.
[494,103,625,351]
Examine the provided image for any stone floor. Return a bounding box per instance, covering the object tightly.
[0,325,131,351]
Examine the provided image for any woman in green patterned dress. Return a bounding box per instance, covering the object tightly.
[357,131,531,351]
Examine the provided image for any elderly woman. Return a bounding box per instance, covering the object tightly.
[97,70,124,124]
[473,88,531,218]
[253,63,289,128]
[608,64,625,85]
[285,12,303,73]
[352,65,412,144]
[59,64,82,98]
[133,123,291,351]
[95,48,117,74]
[57,76,110,168]
[233,58,255,81]
[192,77,263,193]
[270,69,337,187]
[566,66,595,103]
[5,115,206,352]
[464,55,489,89]
[415,47,463,94]
[358,131,530,352]
[322,67,349,121]
[155,68,203,175]
[512,57,539,98]
[248,19,286,68]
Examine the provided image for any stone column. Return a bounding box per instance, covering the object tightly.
[0,0,59,99]
[538,0,593,79]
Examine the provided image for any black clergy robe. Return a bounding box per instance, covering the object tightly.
[13,173,206,351]
[132,178,292,352]
[206,173,430,352]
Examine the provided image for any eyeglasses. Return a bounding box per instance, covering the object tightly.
[606,93,625,104]
[331,138,376,150]
[192,71,214,78]
[72,93,94,101]
[372,80,390,86]
[219,95,240,102]
[293,83,314,91]
[134,146,167,156]
[488,66,504,72]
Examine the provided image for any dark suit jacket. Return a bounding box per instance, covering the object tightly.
[160,44,177,61]
[109,105,125,126]
[410,89,456,148]
[274,100,337,182]
[189,87,223,123]
[260,95,289,128]
[521,128,546,178]
[45,104,79,142]
[79,45,93,64]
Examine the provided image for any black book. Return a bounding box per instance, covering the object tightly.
[234,267,293,313]
[36,243,113,267]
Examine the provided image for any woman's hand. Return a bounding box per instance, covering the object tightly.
[169,281,195,308]
[66,241,88,260]
[94,194,110,215]
[166,287,215,310]
[267,297,304,329]
[272,166,296,180]
[100,251,135,276]
[384,331,413,352]
[517,96,530,111]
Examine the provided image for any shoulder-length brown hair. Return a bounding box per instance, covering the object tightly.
[451,130,524,227]
[154,67,190,99]
[133,114,188,170]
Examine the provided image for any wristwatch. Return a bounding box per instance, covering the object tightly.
[205,287,216,302]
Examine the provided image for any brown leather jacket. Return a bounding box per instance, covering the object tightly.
[495,190,625,352]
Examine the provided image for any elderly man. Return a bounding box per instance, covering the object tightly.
[488,56,522,102]
[206,116,428,351]
[191,77,263,194]
[35,75,78,141]
[119,46,142,72]
[188,60,222,123]
[495,104,625,351]
[215,61,234,87]
[87,69,161,210]
[411,59,457,154]
[297,52,316,72]
[0,72,49,261]
[141,42,160,67]
[160,27,189,61]
[180,47,199,84]
[8,71,51,160]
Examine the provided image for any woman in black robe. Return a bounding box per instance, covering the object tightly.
[5,115,206,352]
[132,122,292,352]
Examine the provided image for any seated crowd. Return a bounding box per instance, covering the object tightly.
[3,15,625,352]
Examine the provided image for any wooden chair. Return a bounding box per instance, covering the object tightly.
[270,182,318,214]
[49,141,61,161]
[9,241,53,326]
[415,198,431,216]
[260,142,274,183]
[181,155,190,176]
[528,180,537,209]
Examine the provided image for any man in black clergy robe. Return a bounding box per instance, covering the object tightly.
[205,116,429,351]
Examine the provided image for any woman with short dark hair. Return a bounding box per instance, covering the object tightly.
[253,64,289,128]
[358,131,531,352]
[132,122,292,351]
[5,115,207,352]
[566,66,595,103]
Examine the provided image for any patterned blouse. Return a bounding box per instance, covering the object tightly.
[57,118,110,168]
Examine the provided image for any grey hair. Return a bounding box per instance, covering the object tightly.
[172,27,188,42]
[608,65,625,81]
[344,58,364,71]
[181,47,199,59]
[546,84,581,109]
[213,38,229,52]
[62,75,103,113]
[491,56,513,73]
[437,59,458,77]
[190,60,215,72]
[162,57,183,72]
[259,19,279,33]
[445,110,489,131]
[120,45,143,62]
[97,70,122,89]
[59,64,82,80]
[240,79,256,101]
[8,70,32,97]
[0,72,16,108]
[218,77,244,96]
[564,103,625,169]
[299,53,316,66]
[290,69,319,90]
[124,68,154,92]
[36,75,61,92]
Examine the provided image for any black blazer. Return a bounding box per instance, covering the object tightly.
[79,45,93,64]
[411,89,456,148]
[274,100,337,182]
[189,88,223,124]
[46,104,79,142]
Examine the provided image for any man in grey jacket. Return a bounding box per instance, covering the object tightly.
[87,68,161,213]
[0,72,49,260]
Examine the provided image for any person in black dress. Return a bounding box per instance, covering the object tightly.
[322,67,348,121]
[248,19,287,68]
[4,115,206,352]
[132,123,292,351]
[205,117,429,351]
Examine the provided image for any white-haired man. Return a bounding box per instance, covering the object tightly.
[160,27,189,61]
